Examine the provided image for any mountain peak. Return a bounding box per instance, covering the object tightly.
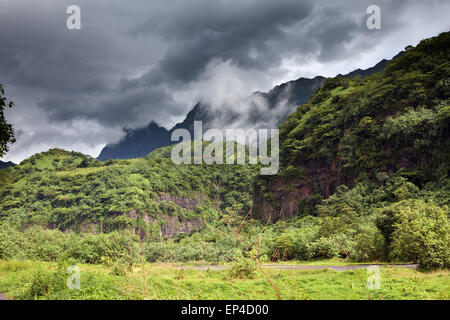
[147,121,163,129]
[97,52,396,161]
[0,160,15,169]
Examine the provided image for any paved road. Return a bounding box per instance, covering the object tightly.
[0,293,9,300]
[182,264,419,271]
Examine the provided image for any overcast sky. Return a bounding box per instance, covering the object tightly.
[1,0,449,163]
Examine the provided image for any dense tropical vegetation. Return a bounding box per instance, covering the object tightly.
[0,32,449,279]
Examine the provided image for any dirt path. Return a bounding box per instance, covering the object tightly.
[182,264,418,271]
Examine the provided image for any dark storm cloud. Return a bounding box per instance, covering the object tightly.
[0,0,449,163]
[131,0,314,83]
[40,83,182,127]
[119,0,416,93]
[0,2,117,93]
[95,0,370,128]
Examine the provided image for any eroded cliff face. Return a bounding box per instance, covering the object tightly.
[157,193,206,211]
[136,193,207,238]
[75,194,208,238]
[146,215,203,238]
[254,158,354,221]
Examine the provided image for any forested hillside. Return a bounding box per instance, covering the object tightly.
[255,31,450,219]
[0,32,448,270]
[250,31,450,269]
[0,146,257,237]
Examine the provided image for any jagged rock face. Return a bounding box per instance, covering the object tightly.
[97,122,172,161]
[74,214,203,238]
[158,216,203,238]
[97,102,211,161]
[142,213,203,238]
[254,157,356,220]
[157,193,206,211]
[142,213,204,239]
[96,77,327,161]
[50,193,207,238]
[154,193,206,238]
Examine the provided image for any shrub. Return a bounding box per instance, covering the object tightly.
[350,224,385,262]
[0,223,139,265]
[226,250,258,279]
[0,223,26,260]
[272,232,296,260]
[309,237,337,258]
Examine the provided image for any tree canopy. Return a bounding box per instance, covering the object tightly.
[0,84,15,157]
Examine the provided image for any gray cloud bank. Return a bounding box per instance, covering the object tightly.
[0,0,449,163]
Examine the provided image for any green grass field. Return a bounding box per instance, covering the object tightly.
[0,260,448,300]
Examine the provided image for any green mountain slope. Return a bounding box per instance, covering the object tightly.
[0,145,257,237]
[255,31,450,220]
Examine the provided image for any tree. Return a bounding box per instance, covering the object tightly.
[378,199,449,270]
[0,84,15,157]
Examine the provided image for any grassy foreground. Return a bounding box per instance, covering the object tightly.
[0,260,448,300]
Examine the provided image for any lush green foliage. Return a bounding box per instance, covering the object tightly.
[0,260,448,300]
[268,32,450,210]
[0,223,138,264]
[252,32,450,269]
[0,32,449,272]
[377,200,449,270]
[0,260,121,300]
[226,250,259,279]
[0,145,257,235]
[280,33,450,178]
[0,84,15,157]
